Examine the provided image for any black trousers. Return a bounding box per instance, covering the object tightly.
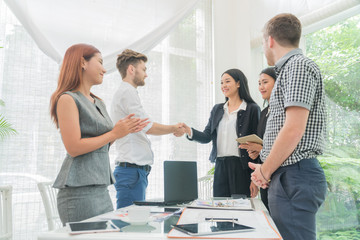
[213,156,251,197]
[260,188,269,212]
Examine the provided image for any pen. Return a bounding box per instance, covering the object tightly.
[205,217,238,221]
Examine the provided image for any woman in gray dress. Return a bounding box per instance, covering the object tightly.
[49,43,148,225]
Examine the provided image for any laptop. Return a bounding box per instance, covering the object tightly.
[133,160,198,206]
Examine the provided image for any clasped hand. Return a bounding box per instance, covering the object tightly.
[172,123,185,137]
[248,162,270,189]
[173,123,192,137]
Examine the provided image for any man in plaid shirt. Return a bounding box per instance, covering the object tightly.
[249,13,327,240]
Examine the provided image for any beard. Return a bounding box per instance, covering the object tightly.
[264,47,275,66]
[133,72,145,87]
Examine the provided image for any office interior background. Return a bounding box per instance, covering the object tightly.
[0,0,359,239]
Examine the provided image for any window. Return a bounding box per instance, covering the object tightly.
[305,14,360,240]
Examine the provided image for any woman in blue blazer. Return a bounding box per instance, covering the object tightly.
[183,69,260,198]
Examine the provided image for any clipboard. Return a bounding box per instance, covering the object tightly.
[236,134,263,145]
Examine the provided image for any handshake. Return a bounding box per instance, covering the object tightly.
[173,123,191,137]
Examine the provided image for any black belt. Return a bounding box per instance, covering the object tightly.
[274,158,319,175]
[117,162,151,172]
[216,156,240,161]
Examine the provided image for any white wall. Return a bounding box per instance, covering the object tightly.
[213,0,263,105]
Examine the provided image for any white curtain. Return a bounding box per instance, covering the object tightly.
[0,0,213,239]
[4,0,200,72]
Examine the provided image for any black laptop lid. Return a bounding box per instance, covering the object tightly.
[163,161,198,203]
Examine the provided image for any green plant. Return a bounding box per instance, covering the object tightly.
[318,157,360,225]
[316,157,360,240]
[207,166,214,175]
[306,14,360,161]
[0,99,17,141]
[318,227,360,240]
[0,43,17,141]
[306,15,360,112]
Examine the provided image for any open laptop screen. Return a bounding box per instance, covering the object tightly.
[164,160,198,204]
[133,160,198,206]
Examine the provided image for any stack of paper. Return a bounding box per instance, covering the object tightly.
[187,198,254,211]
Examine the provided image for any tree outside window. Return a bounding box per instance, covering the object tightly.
[306,14,360,240]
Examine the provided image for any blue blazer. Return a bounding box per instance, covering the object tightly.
[188,102,260,168]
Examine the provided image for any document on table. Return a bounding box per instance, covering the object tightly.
[187,198,254,211]
[167,208,282,239]
[97,207,181,222]
[97,209,128,220]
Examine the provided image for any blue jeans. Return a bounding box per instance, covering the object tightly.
[268,158,327,240]
[113,166,150,209]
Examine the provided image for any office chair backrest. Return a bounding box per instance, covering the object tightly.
[37,182,61,230]
[0,185,12,240]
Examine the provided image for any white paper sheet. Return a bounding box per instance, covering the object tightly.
[187,198,254,211]
[97,207,180,223]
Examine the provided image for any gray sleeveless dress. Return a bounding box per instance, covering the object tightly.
[54,91,115,225]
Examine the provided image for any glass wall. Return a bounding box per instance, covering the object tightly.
[305,14,360,240]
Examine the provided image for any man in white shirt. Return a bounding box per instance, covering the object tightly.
[111,49,185,209]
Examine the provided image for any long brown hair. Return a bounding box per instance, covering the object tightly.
[50,43,100,127]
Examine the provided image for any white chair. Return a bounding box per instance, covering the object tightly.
[0,185,12,240]
[198,175,213,200]
[37,182,62,230]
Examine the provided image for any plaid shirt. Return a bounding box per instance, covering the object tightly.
[260,48,326,166]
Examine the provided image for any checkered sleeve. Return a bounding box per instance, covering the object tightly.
[283,59,318,110]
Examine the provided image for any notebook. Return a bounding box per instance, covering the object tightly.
[236,134,263,145]
[133,161,198,206]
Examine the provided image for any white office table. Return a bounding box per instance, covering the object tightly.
[37,199,281,240]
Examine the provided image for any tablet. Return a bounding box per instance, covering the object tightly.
[236,134,263,145]
[172,221,255,236]
[66,220,120,235]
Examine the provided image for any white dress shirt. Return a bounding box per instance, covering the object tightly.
[216,101,247,157]
[110,81,154,165]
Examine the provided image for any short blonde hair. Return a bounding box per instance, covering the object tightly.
[116,49,147,78]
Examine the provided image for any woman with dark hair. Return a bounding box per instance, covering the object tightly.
[50,43,148,225]
[183,69,260,198]
[239,67,276,211]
